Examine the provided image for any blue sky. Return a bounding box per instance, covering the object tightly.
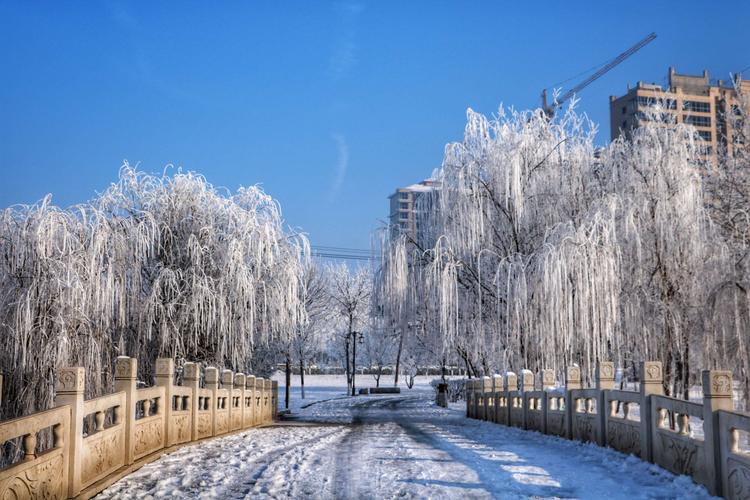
[1,2,748,249]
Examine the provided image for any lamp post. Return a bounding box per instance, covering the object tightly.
[351,330,364,396]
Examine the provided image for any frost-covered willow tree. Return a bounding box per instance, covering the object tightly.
[377,103,746,399]
[0,164,307,418]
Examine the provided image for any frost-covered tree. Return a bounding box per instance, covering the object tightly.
[376,102,748,401]
[327,263,371,396]
[0,165,307,418]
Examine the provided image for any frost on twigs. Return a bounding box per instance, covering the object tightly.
[376,102,744,400]
[0,164,307,419]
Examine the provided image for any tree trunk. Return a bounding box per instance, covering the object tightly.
[351,333,358,397]
[285,355,291,410]
[394,328,404,387]
[300,357,306,399]
[345,335,351,395]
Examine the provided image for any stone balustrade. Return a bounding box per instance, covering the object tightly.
[0,356,278,499]
[464,362,750,499]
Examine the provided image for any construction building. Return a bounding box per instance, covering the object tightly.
[609,67,749,160]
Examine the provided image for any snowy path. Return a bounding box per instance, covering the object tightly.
[97,393,713,499]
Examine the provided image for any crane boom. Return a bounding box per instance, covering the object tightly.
[543,32,657,117]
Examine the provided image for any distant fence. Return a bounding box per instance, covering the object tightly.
[0,356,278,499]
[465,362,750,499]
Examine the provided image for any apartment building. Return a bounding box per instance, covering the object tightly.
[609,67,749,160]
[388,179,439,247]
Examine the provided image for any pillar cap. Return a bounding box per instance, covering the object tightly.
[597,361,615,380]
[183,362,201,380]
[702,370,733,397]
[641,361,662,383]
[155,358,174,377]
[204,367,219,384]
[57,367,85,393]
[115,356,137,379]
[221,369,234,385]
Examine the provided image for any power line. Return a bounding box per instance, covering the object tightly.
[311,245,373,254]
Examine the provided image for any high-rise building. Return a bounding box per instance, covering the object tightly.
[609,67,749,160]
[388,179,439,247]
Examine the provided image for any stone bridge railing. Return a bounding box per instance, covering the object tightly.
[465,361,750,499]
[0,356,279,499]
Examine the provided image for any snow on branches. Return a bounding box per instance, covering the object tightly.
[0,164,307,418]
[376,103,747,401]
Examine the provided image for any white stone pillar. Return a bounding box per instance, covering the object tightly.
[55,367,85,498]
[205,367,219,436]
[155,358,175,446]
[183,362,201,441]
[114,356,138,465]
[702,369,733,496]
[565,365,581,439]
[640,361,663,462]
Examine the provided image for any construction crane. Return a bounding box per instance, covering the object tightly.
[542,32,657,118]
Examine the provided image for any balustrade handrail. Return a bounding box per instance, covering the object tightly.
[465,363,743,498]
[0,356,278,499]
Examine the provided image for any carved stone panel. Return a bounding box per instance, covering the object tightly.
[606,419,641,457]
[726,457,750,500]
[547,412,565,437]
[133,418,164,459]
[170,414,191,445]
[82,428,125,487]
[572,413,597,444]
[197,413,212,438]
[0,450,65,500]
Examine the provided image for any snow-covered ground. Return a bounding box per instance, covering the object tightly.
[97,375,713,499]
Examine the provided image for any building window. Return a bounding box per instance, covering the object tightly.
[683,100,710,113]
[637,96,676,109]
[399,202,409,210]
[684,115,711,127]
[697,130,712,141]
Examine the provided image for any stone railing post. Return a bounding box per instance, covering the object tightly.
[183,362,200,441]
[246,375,256,427]
[520,369,534,429]
[640,361,663,462]
[114,356,137,465]
[205,367,219,436]
[596,361,615,446]
[540,369,555,434]
[480,376,491,420]
[541,369,555,390]
[491,374,503,423]
[255,377,265,425]
[702,369,733,497]
[565,366,582,439]
[264,379,272,423]
[155,358,175,446]
[503,371,517,425]
[221,369,233,429]
[55,367,85,498]
[271,380,279,420]
[234,373,246,429]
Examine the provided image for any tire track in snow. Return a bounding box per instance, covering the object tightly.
[228,426,348,498]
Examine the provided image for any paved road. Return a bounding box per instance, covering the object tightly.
[97,394,711,499]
